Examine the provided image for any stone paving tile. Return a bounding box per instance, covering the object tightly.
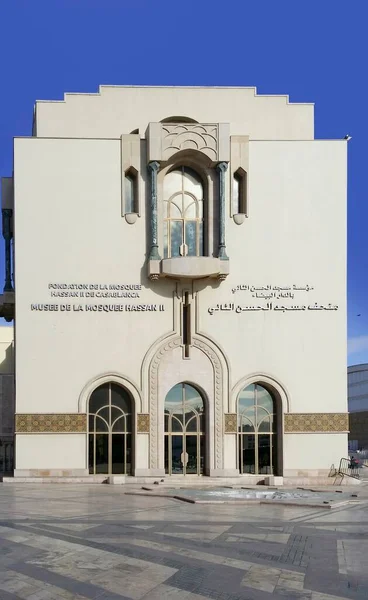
[141,584,211,599]
[0,591,27,600]
[10,562,131,599]
[0,568,89,599]
[0,483,368,600]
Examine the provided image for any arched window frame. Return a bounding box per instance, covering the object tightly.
[157,152,214,260]
[88,382,134,476]
[237,383,277,476]
[123,167,139,216]
[163,166,205,258]
[232,167,247,216]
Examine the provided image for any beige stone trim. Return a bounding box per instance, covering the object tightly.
[15,414,87,433]
[284,413,348,433]
[137,414,150,433]
[224,413,237,433]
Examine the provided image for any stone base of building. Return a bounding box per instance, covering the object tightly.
[5,470,361,486]
[264,476,284,486]
[283,469,335,477]
[133,469,165,477]
[14,468,90,477]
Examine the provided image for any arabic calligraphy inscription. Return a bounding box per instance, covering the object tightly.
[208,284,339,315]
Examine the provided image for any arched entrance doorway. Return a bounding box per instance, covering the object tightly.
[164,383,205,475]
[88,382,133,475]
[237,383,278,475]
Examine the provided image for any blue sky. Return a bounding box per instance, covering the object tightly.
[0,0,366,365]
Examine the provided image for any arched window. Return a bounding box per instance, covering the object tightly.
[124,167,139,216]
[238,384,276,475]
[164,383,205,475]
[232,168,247,216]
[163,167,204,258]
[88,383,133,475]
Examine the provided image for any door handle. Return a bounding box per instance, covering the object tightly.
[180,452,189,466]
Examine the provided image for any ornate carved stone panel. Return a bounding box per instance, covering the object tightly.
[137,414,150,433]
[224,413,237,433]
[15,414,87,433]
[148,336,226,471]
[284,413,349,433]
[149,337,182,469]
[162,124,218,161]
[192,338,224,470]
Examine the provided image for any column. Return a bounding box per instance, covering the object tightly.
[147,161,161,260]
[216,162,228,260]
[2,209,13,292]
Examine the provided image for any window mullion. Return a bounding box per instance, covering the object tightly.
[108,384,112,475]
[168,219,171,258]
[270,433,273,475]
[93,429,96,475]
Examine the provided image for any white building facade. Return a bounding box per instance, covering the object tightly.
[1,85,348,480]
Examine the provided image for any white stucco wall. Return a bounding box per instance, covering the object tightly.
[15,434,86,470]
[34,86,314,140]
[200,140,347,414]
[14,137,173,414]
[283,434,347,475]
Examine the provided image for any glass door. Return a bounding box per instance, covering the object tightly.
[171,436,184,474]
[88,383,133,475]
[237,384,276,475]
[164,383,205,475]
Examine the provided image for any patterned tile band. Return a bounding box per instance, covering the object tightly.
[224,413,237,433]
[137,414,150,433]
[284,413,349,433]
[15,414,87,433]
[15,412,349,434]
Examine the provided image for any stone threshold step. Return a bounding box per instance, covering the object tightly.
[2,474,359,486]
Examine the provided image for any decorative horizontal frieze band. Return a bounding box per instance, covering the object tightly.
[224,413,237,433]
[15,411,348,434]
[284,413,349,433]
[16,414,87,433]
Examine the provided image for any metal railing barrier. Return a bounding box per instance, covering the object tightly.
[338,457,361,480]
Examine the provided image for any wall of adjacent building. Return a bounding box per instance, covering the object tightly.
[348,364,368,413]
[0,326,14,473]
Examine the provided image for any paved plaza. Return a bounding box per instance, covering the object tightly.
[0,483,368,599]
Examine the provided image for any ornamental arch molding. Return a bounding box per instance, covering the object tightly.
[145,334,229,471]
[161,123,218,162]
[78,372,142,415]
